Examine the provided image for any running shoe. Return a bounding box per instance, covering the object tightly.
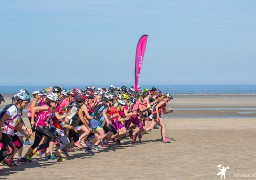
[101,139,109,147]
[57,156,66,162]
[38,150,46,157]
[23,139,30,146]
[2,159,18,167]
[85,139,92,147]
[74,141,83,149]
[61,150,70,157]
[80,140,86,147]
[85,147,94,154]
[92,145,102,151]
[138,133,143,141]
[48,154,57,162]
[26,155,33,162]
[165,137,176,141]
[162,138,171,143]
[116,139,121,145]
[67,147,79,152]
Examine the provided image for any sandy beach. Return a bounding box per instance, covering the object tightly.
[1,95,256,179]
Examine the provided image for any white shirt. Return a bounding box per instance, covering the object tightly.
[3,105,22,135]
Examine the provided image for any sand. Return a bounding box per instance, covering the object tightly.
[0,95,256,179]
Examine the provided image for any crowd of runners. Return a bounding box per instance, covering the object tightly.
[0,86,174,167]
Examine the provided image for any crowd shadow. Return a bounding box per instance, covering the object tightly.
[0,134,171,178]
[0,158,62,179]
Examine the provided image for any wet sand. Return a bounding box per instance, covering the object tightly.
[2,94,256,118]
[1,95,256,179]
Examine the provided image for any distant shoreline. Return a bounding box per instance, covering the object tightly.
[1,85,256,95]
[1,94,256,119]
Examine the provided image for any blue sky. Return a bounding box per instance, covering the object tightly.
[0,0,256,85]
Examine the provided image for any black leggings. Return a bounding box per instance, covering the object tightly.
[68,129,79,143]
[11,134,23,149]
[37,127,58,150]
[0,133,15,162]
[31,126,56,149]
[103,123,117,134]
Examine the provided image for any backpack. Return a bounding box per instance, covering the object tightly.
[0,104,16,120]
[93,103,107,122]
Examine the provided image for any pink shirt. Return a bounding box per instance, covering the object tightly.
[57,98,69,114]
[35,106,53,127]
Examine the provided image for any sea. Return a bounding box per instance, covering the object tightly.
[1,85,255,118]
[0,85,256,95]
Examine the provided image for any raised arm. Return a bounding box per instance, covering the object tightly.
[31,106,49,126]
[103,108,110,125]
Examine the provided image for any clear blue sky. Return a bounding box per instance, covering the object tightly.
[0,0,256,85]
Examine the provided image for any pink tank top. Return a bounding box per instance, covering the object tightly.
[132,102,141,119]
[35,106,53,127]
[56,98,69,114]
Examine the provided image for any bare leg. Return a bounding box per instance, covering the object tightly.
[17,136,24,160]
[146,119,156,132]
[94,129,105,146]
[48,141,55,155]
[78,126,91,142]
[158,118,166,140]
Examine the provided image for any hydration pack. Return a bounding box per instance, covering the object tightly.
[93,103,107,122]
[0,104,16,120]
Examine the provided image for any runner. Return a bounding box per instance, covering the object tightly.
[25,91,43,146]
[24,93,66,161]
[88,95,111,151]
[1,86,175,169]
[63,102,85,152]
[75,94,91,145]
[112,100,130,145]
[139,90,152,129]
[0,93,5,105]
[125,95,145,142]
[145,93,174,143]
[0,91,32,166]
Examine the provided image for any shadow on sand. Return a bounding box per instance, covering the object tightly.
[0,135,169,178]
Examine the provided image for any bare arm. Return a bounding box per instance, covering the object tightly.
[118,115,130,121]
[55,111,69,120]
[81,104,93,120]
[163,107,173,114]
[155,101,165,120]
[103,109,110,125]
[63,117,75,130]
[30,99,38,109]
[139,104,150,112]
[15,124,31,139]
[124,108,137,117]
[31,106,49,126]
[78,108,89,128]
